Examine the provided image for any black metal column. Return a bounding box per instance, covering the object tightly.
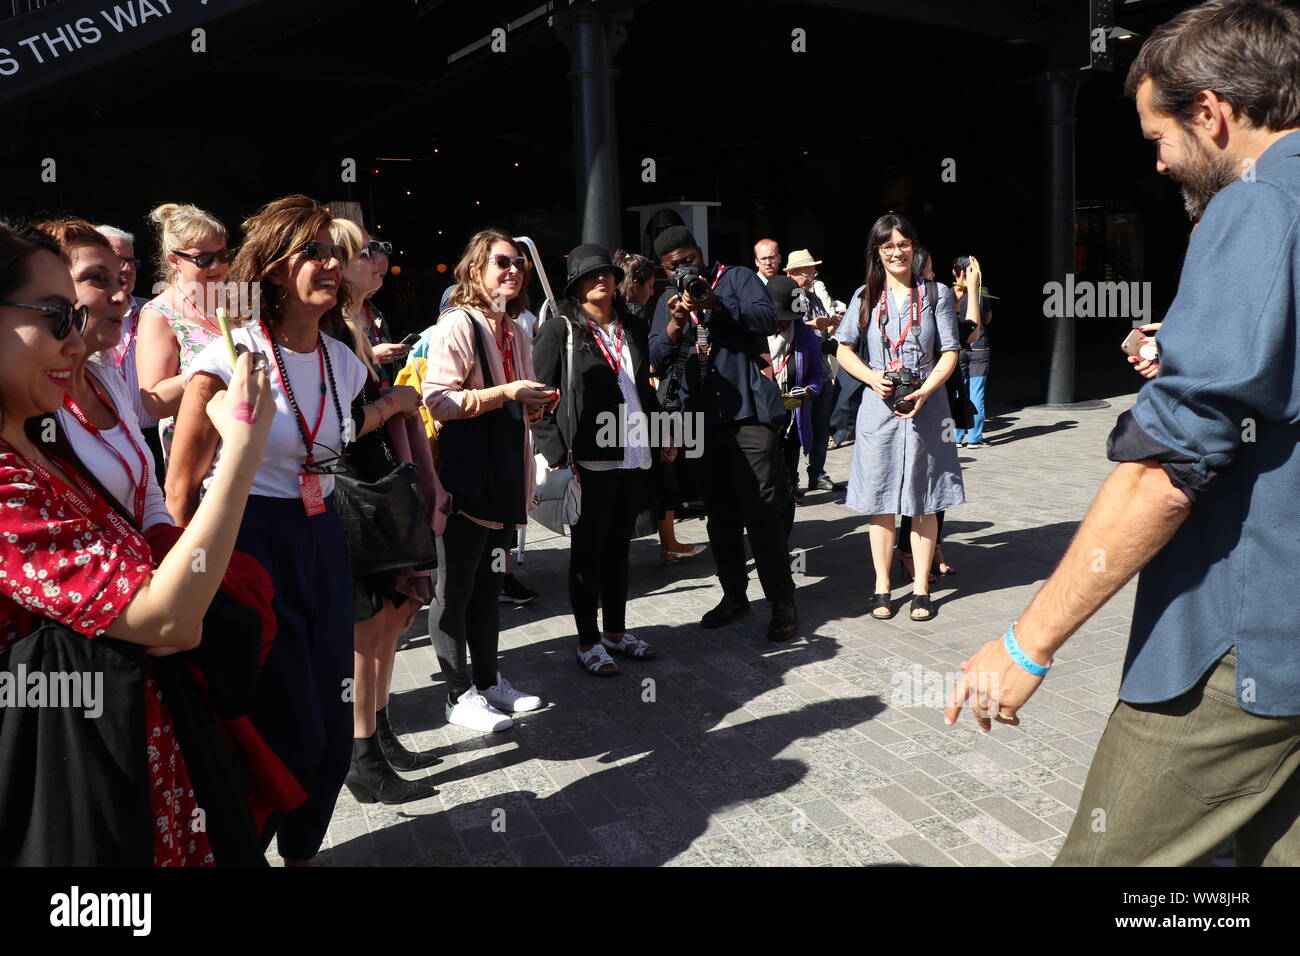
[561,6,629,252]
[1043,69,1080,405]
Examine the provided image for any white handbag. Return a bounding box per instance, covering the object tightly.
[532,319,582,535]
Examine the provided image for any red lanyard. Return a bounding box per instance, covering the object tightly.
[496,318,517,382]
[878,278,922,359]
[771,345,794,378]
[62,376,150,528]
[587,319,625,376]
[687,264,728,355]
[114,310,138,370]
[262,321,328,464]
[4,438,150,562]
[178,286,223,337]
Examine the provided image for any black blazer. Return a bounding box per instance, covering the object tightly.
[532,308,659,465]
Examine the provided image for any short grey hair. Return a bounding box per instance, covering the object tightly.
[96,224,135,245]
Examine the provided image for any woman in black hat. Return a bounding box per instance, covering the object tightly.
[532,244,664,676]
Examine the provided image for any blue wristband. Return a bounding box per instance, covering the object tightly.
[1004,623,1051,677]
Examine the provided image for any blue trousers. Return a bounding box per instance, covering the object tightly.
[955,374,988,444]
[236,494,354,861]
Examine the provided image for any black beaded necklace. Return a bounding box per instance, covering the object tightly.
[261,321,345,462]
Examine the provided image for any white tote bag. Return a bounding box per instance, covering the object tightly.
[532,320,582,535]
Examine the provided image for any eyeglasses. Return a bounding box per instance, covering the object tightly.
[487,254,526,272]
[172,248,237,269]
[757,255,781,264]
[359,240,393,259]
[119,257,142,270]
[301,445,349,475]
[298,242,348,265]
[0,300,90,340]
[879,241,913,254]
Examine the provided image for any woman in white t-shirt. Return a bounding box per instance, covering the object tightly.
[167,196,420,867]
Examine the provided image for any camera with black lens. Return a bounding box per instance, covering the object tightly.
[884,367,922,412]
[670,264,711,302]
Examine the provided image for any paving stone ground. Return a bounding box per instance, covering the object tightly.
[274,387,1142,867]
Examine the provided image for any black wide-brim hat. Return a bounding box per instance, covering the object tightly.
[564,243,625,296]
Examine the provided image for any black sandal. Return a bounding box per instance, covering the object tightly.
[869,593,895,619]
[909,594,935,621]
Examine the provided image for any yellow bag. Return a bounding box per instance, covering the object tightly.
[395,358,440,469]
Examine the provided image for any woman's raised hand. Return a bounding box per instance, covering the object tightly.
[206,351,274,450]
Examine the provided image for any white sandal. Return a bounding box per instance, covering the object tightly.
[577,642,620,676]
[601,632,656,660]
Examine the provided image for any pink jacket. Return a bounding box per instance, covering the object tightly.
[421,306,537,528]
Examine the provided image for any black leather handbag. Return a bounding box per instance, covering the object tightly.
[333,438,437,577]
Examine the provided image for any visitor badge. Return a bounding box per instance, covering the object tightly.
[298,472,326,516]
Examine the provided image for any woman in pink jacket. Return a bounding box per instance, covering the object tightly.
[422,230,555,733]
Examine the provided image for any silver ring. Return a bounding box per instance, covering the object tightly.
[251,352,271,374]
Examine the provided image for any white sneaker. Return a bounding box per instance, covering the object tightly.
[445,686,513,733]
[482,673,542,713]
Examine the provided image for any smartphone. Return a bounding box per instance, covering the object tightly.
[1121,328,1158,361]
[398,333,419,347]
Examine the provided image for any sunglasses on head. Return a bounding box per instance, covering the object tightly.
[0,299,90,340]
[172,248,237,269]
[359,240,393,259]
[298,241,348,265]
[487,253,527,272]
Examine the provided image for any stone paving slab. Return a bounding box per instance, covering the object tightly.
[269,389,1142,866]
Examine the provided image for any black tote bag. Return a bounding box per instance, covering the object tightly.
[436,315,527,527]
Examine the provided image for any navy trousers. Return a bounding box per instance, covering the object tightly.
[236,494,354,861]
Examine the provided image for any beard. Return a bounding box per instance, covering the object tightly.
[1170,132,1241,222]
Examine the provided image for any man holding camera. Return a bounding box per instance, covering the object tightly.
[649,226,797,641]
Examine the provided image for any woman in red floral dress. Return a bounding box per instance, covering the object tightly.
[0,221,274,865]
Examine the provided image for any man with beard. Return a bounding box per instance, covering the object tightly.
[946,0,1300,866]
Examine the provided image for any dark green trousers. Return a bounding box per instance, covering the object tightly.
[1056,648,1300,866]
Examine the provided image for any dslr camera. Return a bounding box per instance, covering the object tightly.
[884,367,922,413]
[670,264,712,302]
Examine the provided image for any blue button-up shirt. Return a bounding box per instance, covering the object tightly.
[1110,130,1300,716]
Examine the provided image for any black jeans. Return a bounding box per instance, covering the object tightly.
[830,366,864,443]
[807,374,834,478]
[691,419,795,603]
[780,416,803,539]
[433,512,511,700]
[569,466,647,646]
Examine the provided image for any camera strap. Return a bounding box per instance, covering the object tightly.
[877,276,922,372]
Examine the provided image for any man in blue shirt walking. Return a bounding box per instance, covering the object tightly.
[947,0,1300,865]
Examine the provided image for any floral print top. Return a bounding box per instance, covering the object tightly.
[140,296,221,458]
[0,444,214,866]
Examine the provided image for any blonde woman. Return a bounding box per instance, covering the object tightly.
[423,230,553,733]
[136,202,235,461]
[326,218,438,803]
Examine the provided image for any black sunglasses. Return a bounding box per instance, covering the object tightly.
[172,248,237,269]
[119,257,142,269]
[488,253,527,272]
[298,241,348,265]
[360,240,393,259]
[0,300,90,340]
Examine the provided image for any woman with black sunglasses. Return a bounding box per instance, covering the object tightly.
[168,196,419,864]
[137,202,235,467]
[424,229,553,732]
[0,220,275,864]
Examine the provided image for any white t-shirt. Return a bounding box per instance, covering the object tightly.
[59,358,172,531]
[186,323,369,499]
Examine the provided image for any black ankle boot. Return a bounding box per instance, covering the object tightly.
[375,706,442,770]
[345,734,439,805]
